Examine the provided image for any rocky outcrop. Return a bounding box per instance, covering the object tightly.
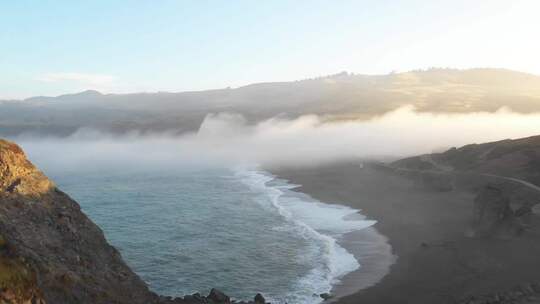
[158,289,269,304]
[0,139,268,304]
[470,183,525,238]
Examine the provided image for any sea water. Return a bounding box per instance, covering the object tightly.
[46,165,376,304]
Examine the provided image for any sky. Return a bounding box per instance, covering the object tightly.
[1,0,539,99]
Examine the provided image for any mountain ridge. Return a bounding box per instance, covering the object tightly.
[4,68,539,102]
[2,68,540,138]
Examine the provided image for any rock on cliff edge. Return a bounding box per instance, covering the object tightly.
[0,139,159,304]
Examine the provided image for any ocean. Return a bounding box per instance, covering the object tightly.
[43,164,375,304]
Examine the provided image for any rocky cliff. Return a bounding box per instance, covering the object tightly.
[0,139,159,303]
[0,139,268,304]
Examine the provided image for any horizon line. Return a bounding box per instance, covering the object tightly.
[3,66,538,102]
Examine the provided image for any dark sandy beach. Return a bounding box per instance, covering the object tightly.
[272,162,540,304]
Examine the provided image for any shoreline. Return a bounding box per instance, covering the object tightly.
[328,226,396,302]
[254,169,395,303]
[267,166,397,303]
[270,161,540,304]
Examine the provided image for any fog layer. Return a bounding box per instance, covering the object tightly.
[15,106,540,172]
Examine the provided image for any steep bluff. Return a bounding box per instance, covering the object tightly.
[0,139,158,303]
[0,139,270,304]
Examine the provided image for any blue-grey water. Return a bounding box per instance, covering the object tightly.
[44,165,375,304]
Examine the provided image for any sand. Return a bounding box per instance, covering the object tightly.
[271,162,540,304]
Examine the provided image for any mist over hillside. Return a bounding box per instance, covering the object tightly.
[2,68,540,138]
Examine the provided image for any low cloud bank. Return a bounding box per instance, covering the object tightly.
[15,106,540,172]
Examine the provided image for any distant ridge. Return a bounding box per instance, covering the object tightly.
[2,68,540,137]
[23,90,104,103]
[6,68,539,102]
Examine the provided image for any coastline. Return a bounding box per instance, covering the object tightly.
[239,168,394,303]
[266,165,398,303]
[327,226,395,301]
[270,161,540,304]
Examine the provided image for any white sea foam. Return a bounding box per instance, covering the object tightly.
[235,167,376,304]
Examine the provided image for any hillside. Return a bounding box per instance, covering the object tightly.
[393,135,540,186]
[2,68,540,137]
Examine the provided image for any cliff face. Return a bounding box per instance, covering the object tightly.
[0,139,270,304]
[0,139,158,304]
